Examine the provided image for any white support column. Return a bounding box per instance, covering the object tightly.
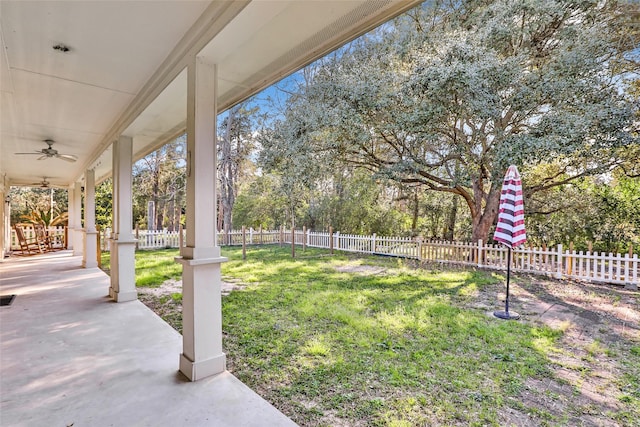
[1,184,7,260]
[72,182,84,256]
[109,136,137,302]
[67,184,74,250]
[1,176,6,259]
[82,169,98,268]
[176,57,227,381]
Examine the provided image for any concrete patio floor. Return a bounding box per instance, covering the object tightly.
[0,251,297,427]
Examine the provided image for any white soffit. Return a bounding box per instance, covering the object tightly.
[119,0,422,180]
[1,0,423,188]
[0,0,211,188]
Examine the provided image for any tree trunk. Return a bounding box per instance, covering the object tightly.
[444,196,457,241]
[168,198,175,231]
[411,191,419,235]
[220,107,236,232]
[470,188,501,243]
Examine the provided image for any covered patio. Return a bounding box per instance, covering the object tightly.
[1,0,422,423]
[0,250,295,426]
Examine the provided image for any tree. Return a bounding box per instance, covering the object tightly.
[218,103,260,232]
[232,174,288,229]
[133,137,186,230]
[265,0,639,242]
[526,169,640,253]
[95,179,113,229]
[9,187,68,226]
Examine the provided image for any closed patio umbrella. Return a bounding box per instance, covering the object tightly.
[493,165,526,320]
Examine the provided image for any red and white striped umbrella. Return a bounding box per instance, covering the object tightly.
[494,165,526,248]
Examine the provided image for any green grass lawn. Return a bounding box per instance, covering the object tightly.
[221,247,560,426]
[100,246,640,426]
[101,248,182,286]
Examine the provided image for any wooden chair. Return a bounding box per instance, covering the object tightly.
[34,224,54,251]
[14,224,46,255]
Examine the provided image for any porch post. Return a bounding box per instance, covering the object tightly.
[67,184,74,249]
[175,57,227,381]
[82,169,98,268]
[72,182,83,256]
[0,178,7,260]
[109,136,137,302]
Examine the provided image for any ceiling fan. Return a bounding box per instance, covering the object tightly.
[29,177,59,189]
[15,139,78,162]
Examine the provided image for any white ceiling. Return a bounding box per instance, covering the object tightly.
[1,0,422,190]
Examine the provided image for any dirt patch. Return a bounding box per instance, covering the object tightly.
[465,273,639,425]
[334,264,387,275]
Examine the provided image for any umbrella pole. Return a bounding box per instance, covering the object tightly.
[505,247,511,313]
[494,246,520,320]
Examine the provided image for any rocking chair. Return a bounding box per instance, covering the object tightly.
[14,224,46,255]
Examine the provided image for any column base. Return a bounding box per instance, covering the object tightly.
[112,289,138,302]
[179,352,226,381]
[82,230,98,268]
[110,239,137,302]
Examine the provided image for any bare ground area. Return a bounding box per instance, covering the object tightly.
[464,272,639,426]
[138,263,639,426]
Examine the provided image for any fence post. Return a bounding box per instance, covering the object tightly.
[477,239,483,267]
[249,227,253,245]
[628,254,638,291]
[242,226,246,260]
[335,231,340,251]
[329,226,334,255]
[178,224,183,249]
[556,244,563,279]
[291,227,295,258]
[371,233,377,254]
[259,226,263,245]
[417,237,423,260]
[302,226,307,251]
[567,242,574,276]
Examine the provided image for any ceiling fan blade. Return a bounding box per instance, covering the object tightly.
[14,152,42,155]
[56,153,78,162]
[37,155,49,161]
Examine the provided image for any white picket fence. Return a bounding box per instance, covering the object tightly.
[88,227,639,287]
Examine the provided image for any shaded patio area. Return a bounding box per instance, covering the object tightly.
[0,251,296,427]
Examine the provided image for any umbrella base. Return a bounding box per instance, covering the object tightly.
[493,310,520,320]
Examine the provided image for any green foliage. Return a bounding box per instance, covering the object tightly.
[133,137,186,230]
[9,186,68,225]
[233,174,288,229]
[20,208,68,227]
[259,0,639,242]
[218,103,263,231]
[527,169,640,252]
[95,178,113,228]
